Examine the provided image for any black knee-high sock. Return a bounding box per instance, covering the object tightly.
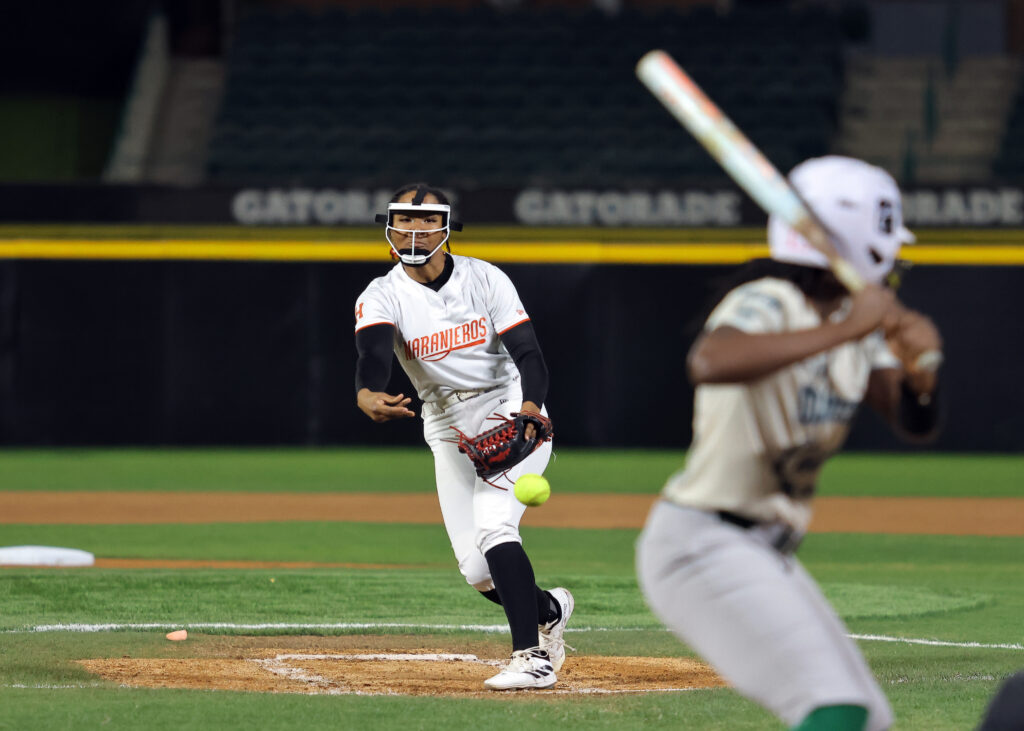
[479,588,502,605]
[481,586,560,627]
[484,542,540,652]
[537,587,560,626]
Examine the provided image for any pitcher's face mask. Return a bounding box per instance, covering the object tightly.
[376,203,463,267]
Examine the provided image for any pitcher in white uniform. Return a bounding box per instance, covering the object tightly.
[636,157,943,731]
[354,183,573,691]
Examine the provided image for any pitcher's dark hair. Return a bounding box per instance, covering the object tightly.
[389,183,452,207]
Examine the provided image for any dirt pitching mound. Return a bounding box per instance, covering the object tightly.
[79,648,724,697]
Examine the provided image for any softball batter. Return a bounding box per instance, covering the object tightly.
[354,183,573,690]
[636,157,943,730]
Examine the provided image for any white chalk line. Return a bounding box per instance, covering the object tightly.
[10,622,514,634]
[273,652,491,662]
[251,656,350,696]
[849,634,1024,650]
[4,683,105,690]
[6,622,1022,651]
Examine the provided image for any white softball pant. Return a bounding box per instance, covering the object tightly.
[423,383,552,592]
[636,500,892,731]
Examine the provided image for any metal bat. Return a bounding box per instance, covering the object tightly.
[636,49,942,373]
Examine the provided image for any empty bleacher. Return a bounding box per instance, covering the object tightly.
[838,55,1022,184]
[206,4,846,187]
[995,77,1024,181]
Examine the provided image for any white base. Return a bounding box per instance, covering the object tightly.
[0,545,95,567]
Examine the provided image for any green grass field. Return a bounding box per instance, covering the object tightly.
[2,449,1023,730]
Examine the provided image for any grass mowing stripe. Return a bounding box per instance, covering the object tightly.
[817,453,1024,497]
[1,449,1021,496]
[0,568,654,629]
[0,448,436,493]
[0,523,644,573]
[1,524,1021,568]
[11,623,1024,652]
[0,684,783,731]
[0,556,1014,633]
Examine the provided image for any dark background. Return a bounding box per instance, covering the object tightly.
[1,0,1021,453]
[0,259,1015,450]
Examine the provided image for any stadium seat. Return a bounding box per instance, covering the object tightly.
[206,4,846,187]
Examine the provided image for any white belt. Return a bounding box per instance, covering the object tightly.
[424,385,501,416]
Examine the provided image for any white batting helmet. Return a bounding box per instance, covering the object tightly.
[768,156,915,285]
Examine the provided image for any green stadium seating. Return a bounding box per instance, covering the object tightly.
[207,4,846,186]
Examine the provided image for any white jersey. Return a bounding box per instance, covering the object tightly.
[662,277,900,531]
[354,254,529,404]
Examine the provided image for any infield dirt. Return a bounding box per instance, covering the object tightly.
[78,635,724,697]
[3,492,1022,535]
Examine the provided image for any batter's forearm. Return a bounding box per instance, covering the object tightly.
[688,324,858,385]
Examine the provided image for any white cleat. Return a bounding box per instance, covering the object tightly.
[539,587,575,672]
[484,647,556,690]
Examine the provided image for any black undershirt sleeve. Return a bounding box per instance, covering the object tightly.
[354,324,396,395]
[500,321,549,407]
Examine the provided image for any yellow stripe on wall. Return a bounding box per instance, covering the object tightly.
[1,239,1024,265]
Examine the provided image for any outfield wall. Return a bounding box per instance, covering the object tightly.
[0,255,1019,451]
[2,183,1023,228]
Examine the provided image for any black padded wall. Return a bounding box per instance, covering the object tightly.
[0,259,1018,451]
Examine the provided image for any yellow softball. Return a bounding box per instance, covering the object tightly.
[514,474,551,507]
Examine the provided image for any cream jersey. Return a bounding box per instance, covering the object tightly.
[354,254,529,404]
[662,277,900,531]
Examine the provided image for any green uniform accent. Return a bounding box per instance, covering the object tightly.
[792,705,868,731]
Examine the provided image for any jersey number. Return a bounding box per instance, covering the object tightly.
[772,445,828,500]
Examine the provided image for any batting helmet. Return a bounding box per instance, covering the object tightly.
[768,156,915,286]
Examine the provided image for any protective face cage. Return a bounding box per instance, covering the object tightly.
[375,203,464,266]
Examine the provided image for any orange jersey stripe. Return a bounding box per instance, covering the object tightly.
[354,321,394,334]
[498,318,531,335]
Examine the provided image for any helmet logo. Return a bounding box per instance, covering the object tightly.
[878,199,894,234]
